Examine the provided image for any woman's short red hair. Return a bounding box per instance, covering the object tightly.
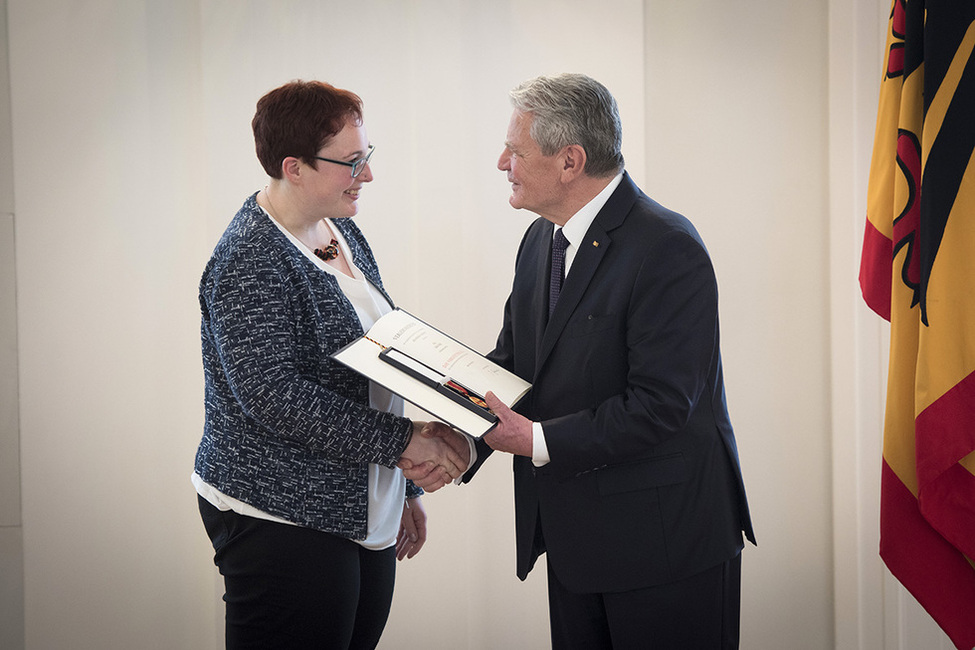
[252,80,364,178]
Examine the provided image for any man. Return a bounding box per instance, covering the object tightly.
[469,74,755,648]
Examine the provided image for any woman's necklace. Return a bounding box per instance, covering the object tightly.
[313,241,340,262]
[263,186,340,262]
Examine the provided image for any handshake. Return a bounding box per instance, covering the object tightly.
[398,421,472,492]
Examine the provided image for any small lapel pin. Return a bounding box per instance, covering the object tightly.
[592,241,600,247]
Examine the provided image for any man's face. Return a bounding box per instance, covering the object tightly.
[498,110,565,222]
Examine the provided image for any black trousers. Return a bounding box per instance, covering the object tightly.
[547,553,742,649]
[199,496,396,650]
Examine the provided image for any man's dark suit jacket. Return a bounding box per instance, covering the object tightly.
[465,172,755,595]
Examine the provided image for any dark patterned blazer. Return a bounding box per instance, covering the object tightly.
[194,193,419,540]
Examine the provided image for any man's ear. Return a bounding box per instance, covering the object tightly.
[559,144,587,182]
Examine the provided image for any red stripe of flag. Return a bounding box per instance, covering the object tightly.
[859,217,892,321]
[880,461,975,650]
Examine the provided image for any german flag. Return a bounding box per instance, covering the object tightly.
[859,1,975,647]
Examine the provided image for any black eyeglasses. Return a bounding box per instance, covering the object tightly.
[315,144,375,178]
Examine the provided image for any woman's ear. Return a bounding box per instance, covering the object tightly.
[280,156,303,182]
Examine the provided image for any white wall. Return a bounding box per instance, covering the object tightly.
[9,1,214,646]
[3,0,948,648]
[0,0,25,648]
[644,1,834,646]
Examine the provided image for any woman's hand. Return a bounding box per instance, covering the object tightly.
[396,497,427,560]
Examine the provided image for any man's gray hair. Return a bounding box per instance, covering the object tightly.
[509,73,624,178]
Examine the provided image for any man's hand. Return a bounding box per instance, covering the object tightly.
[398,421,472,492]
[482,391,533,457]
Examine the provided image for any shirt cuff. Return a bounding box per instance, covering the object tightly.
[532,421,550,467]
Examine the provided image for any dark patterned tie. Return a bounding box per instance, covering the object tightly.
[549,228,569,318]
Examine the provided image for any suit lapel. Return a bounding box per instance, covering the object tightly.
[537,223,610,368]
[535,173,640,376]
[532,221,555,364]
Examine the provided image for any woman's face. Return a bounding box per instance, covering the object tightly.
[306,118,374,219]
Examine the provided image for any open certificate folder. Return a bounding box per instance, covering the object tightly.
[332,309,531,437]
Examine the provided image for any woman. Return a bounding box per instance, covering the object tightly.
[193,80,467,649]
